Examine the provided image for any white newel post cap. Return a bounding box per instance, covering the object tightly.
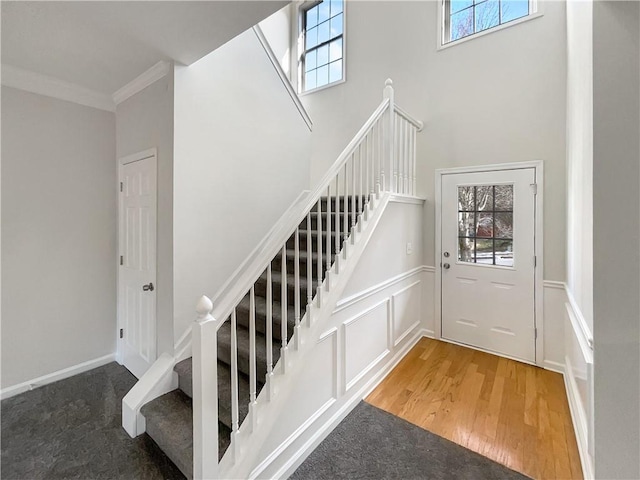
[385,78,393,87]
[196,295,213,320]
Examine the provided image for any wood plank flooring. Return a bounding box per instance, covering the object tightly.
[366,337,583,480]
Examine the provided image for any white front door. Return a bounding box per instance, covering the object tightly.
[441,168,537,362]
[118,151,157,378]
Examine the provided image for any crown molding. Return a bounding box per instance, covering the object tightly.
[112,61,170,106]
[1,64,115,112]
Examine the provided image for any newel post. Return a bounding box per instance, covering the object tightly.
[382,78,395,193]
[193,295,219,480]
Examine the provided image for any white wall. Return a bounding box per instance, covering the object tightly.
[116,69,175,356]
[592,2,640,478]
[300,1,568,282]
[1,86,116,388]
[259,5,293,78]
[566,0,594,336]
[173,29,312,341]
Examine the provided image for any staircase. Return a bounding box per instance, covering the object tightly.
[140,201,361,477]
[131,79,423,479]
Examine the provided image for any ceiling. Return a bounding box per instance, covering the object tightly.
[1,1,288,95]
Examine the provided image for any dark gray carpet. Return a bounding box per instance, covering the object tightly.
[1,362,185,480]
[290,402,530,480]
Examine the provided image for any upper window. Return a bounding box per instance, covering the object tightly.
[300,0,344,93]
[443,0,534,45]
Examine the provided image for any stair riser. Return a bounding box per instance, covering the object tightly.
[217,341,280,381]
[298,212,355,231]
[319,196,368,211]
[286,232,344,254]
[235,306,298,342]
[253,277,317,304]
[271,254,327,277]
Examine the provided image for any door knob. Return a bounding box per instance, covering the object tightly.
[143,282,154,292]
[443,263,450,270]
[443,251,450,258]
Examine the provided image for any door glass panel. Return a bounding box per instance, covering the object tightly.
[495,240,514,266]
[457,184,514,266]
[495,212,513,238]
[458,211,475,237]
[476,186,493,211]
[495,185,513,210]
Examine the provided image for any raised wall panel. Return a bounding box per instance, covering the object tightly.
[392,281,421,347]
[343,299,390,392]
[276,328,338,434]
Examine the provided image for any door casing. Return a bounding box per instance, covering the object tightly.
[435,161,544,366]
[116,147,158,372]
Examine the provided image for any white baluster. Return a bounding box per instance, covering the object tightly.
[249,286,257,431]
[383,79,395,193]
[316,200,323,306]
[364,134,370,220]
[280,245,287,372]
[294,227,301,349]
[266,265,273,400]
[351,154,356,243]
[394,114,400,193]
[193,296,218,480]
[405,120,410,194]
[412,126,417,195]
[306,213,312,326]
[325,185,331,291]
[230,308,239,461]
[398,116,407,193]
[376,119,382,197]
[358,143,364,231]
[334,172,341,274]
[343,163,349,258]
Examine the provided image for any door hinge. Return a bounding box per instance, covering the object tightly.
[119,328,124,339]
[120,255,124,266]
[530,183,538,195]
[535,327,538,340]
[120,182,123,193]
[534,255,537,267]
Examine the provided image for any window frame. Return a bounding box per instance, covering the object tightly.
[296,0,346,95]
[438,0,543,50]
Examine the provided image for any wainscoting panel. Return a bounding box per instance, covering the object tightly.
[564,299,594,479]
[392,281,421,347]
[343,299,390,392]
[542,280,568,371]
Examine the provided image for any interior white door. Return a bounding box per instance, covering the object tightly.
[441,168,536,362]
[119,154,157,378]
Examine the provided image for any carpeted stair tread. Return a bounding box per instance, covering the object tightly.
[236,294,297,342]
[141,390,194,478]
[174,357,257,430]
[217,321,278,381]
[257,269,318,290]
[254,269,319,302]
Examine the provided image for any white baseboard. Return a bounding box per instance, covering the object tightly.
[1,353,116,400]
[543,360,565,374]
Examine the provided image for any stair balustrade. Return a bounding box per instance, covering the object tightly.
[192,79,423,479]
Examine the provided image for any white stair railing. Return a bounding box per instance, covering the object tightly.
[192,79,422,480]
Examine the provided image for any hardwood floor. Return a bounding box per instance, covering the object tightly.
[365,337,583,480]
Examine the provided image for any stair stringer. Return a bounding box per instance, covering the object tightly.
[216,193,425,479]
